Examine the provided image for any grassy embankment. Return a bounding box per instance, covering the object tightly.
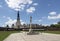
[0,31,20,41]
[0,31,60,41]
[44,31,60,34]
[35,30,60,34]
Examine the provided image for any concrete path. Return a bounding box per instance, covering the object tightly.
[4,32,60,41]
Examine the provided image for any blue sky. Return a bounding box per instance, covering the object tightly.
[0,0,60,27]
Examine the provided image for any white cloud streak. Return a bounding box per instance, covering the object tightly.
[34,19,42,22]
[3,16,6,18]
[53,22,57,24]
[5,0,38,13]
[48,4,51,6]
[5,0,33,11]
[48,12,60,19]
[48,14,60,19]
[0,5,2,7]
[42,24,50,26]
[3,17,25,27]
[26,7,35,13]
[49,11,56,15]
[33,3,38,6]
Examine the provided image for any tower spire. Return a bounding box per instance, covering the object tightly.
[17,11,20,20]
[16,11,21,28]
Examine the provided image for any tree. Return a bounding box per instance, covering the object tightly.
[54,24,60,28]
[23,24,26,27]
[57,21,60,24]
[12,24,14,28]
[6,25,9,31]
[6,25,9,28]
[50,24,55,27]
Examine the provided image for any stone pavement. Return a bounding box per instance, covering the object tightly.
[4,32,60,41]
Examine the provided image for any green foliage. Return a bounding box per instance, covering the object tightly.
[50,24,60,27]
[0,31,19,41]
[50,24,55,27]
[44,31,60,34]
[54,24,60,27]
[6,25,9,28]
[34,31,60,34]
[0,31,60,41]
[57,21,60,24]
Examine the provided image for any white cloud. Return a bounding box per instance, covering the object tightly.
[26,7,35,13]
[3,17,25,27]
[3,16,6,18]
[34,19,42,22]
[38,20,42,22]
[4,18,16,27]
[2,25,5,27]
[53,22,57,24]
[5,0,33,11]
[48,11,60,19]
[48,14,60,19]
[21,22,25,25]
[49,11,56,15]
[48,4,51,6]
[33,3,38,6]
[42,17,47,19]
[0,5,2,7]
[42,24,50,26]
[28,0,33,4]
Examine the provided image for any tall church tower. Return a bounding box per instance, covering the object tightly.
[16,11,21,28]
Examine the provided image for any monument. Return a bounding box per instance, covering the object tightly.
[16,11,21,29]
[29,16,33,33]
[27,16,39,35]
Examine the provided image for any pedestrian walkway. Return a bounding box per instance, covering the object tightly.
[4,32,60,41]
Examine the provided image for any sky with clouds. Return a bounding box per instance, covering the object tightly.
[0,0,60,27]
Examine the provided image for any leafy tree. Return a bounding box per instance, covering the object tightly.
[50,24,55,27]
[23,24,26,27]
[6,25,9,31]
[12,24,14,28]
[54,24,60,27]
[6,25,9,28]
[57,21,60,24]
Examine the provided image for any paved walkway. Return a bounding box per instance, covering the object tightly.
[4,32,60,41]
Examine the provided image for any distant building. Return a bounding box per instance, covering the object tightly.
[11,11,24,29]
[16,11,21,29]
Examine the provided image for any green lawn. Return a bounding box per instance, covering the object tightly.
[0,31,19,41]
[23,30,60,34]
[0,31,60,41]
[44,31,60,34]
[35,30,60,34]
